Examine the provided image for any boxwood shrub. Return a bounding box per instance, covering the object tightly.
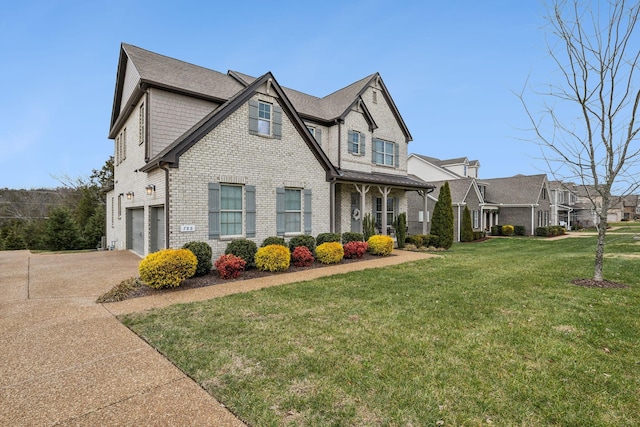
[225,239,257,267]
[288,235,316,255]
[341,232,364,243]
[261,236,286,247]
[182,241,213,277]
[316,232,341,246]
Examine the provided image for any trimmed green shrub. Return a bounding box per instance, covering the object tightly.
[182,241,213,277]
[225,239,257,267]
[421,234,439,247]
[261,236,286,247]
[341,232,364,243]
[393,213,407,249]
[291,246,314,267]
[368,235,394,256]
[255,244,291,272]
[501,225,515,236]
[316,242,344,264]
[405,235,424,247]
[473,231,486,241]
[214,254,246,279]
[536,226,550,237]
[288,234,316,255]
[344,241,368,259]
[491,225,502,236]
[363,213,376,241]
[139,248,197,289]
[514,225,526,236]
[316,233,341,246]
[461,206,473,242]
[431,181,454,249]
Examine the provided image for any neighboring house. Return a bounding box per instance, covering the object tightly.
[481,174,552,236]
[407,178,484,240]
[407,154,480,181]
[106,43,433,257]
[572,185,627,227]
[548,181,578,230]
[622,195,640,220]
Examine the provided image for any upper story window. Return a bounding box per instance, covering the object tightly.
[348,130,365,156]
[115,128,127,165]
[258,102,271,135]
[249,99,282,139]
[541,188,547,200]
[463,165,467,176]
[479,185,486,199]
[307,126,322,145]
[373,138,398,167]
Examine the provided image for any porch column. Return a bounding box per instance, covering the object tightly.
[354,184,370,233]
[423,191,429,234]
[377,185,391,235]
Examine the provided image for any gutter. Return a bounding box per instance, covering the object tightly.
[161,163,170,249]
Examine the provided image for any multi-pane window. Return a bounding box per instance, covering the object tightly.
[348,131,364,155]
[373,139,395,166]
[258,101,271,135]
[221,185,243,236]
[115,128,127,165]
[285,189,302,233]
[473,210,480,229]
[307,126,315,137]
[375,197,395,229]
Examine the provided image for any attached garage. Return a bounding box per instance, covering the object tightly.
[127,208,145,255]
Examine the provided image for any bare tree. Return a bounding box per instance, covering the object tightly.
[520,0,640,282]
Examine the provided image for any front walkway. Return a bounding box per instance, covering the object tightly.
[0,249,434,426]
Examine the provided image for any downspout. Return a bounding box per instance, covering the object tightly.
[330,177,336,233]
[336,119,342,169]
[457,205,462,242]
[161,163,170,248]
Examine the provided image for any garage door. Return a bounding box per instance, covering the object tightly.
[127,208,145,255]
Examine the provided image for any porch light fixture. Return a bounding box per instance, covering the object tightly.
[145,184,156,195]
[126,191,134,200]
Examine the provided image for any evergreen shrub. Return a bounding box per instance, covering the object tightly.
[514,225,526,236]
[182,241,213,276]
[255,244,291,272]
[315,242,344,264]
[341,232,364,243]
[316,233,341,246]
[288,235,316,255]
[139,248,197,289]
[461,206,473,242]
[261,236,286,247]
[225,239,257,267]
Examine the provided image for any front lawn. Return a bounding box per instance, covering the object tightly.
[121,236,640,426]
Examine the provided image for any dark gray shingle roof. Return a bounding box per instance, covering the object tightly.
[482,174,548,205]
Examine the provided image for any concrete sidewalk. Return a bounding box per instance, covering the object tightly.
[1,249,434,426]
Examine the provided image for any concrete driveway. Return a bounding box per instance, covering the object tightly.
[0,250,244,426]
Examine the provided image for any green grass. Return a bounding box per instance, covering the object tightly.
[121,236,640,426]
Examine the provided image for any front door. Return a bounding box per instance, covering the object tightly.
[350,193,361,232]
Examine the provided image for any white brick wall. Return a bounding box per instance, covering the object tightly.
[149,88,219,158]
[168,95,331,258]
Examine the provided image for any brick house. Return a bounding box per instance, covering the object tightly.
[106,43,433,257]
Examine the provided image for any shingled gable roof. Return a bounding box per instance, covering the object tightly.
[229,70,412,140]
[482,174,548,205]
[139,72,336,177]
[426,178,478,204]
[335,169,434,191]
[109,43,245,137]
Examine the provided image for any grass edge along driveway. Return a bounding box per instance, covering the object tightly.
[122,236,640,426]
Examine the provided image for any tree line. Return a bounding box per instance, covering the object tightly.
[0,157,113,251]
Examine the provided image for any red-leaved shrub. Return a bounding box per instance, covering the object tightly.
[214,254,246,279]
[344,241,369,259]
[291,245,314,267]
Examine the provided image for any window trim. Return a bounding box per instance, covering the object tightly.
[257,101,272,136]
[375,196,396,229]
[284,188,303,235]
[348,130,364,156]
[372,138,397,167]
[220,184,243,237]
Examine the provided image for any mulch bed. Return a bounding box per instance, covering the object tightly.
[572,278,629,289]
[113,252,384,301]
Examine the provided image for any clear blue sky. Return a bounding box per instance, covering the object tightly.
[1,0,557,189]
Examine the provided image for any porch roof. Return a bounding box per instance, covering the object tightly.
[333,169,435,191]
